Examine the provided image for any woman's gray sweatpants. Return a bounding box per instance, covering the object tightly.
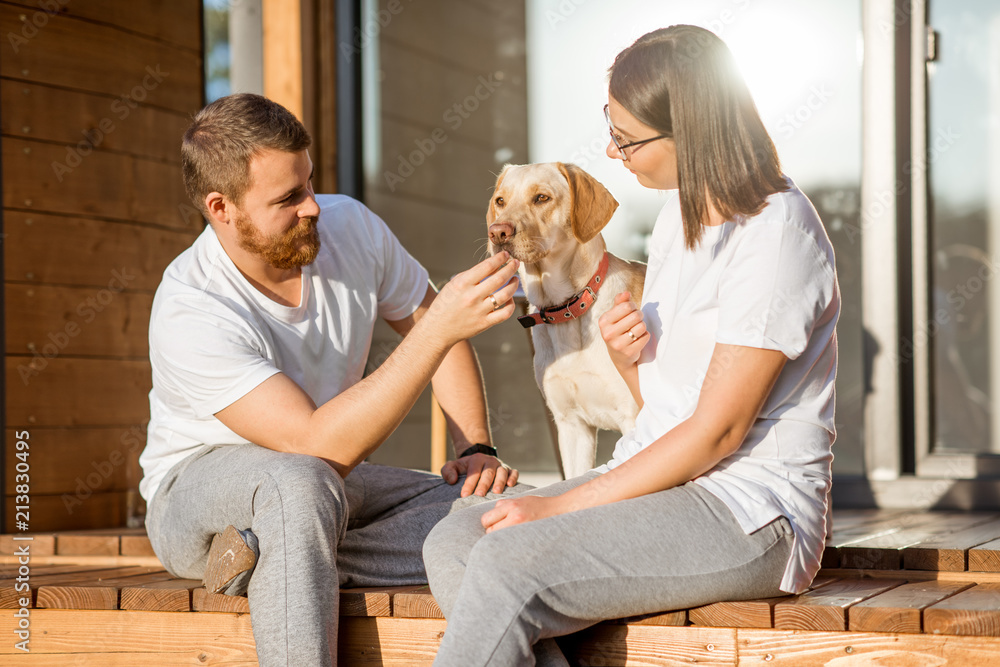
[145,442,524,666]
[423,472,795,667]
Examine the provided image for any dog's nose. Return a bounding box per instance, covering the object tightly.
[488,222,515,244]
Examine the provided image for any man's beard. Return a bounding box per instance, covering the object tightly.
[233,210,321,269]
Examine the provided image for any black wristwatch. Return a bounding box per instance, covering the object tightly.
[458,443,499,459]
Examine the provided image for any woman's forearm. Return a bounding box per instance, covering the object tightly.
[616,361,643,409]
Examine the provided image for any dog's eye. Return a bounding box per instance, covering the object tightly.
[494,197,504,207]
[534,194,550,204]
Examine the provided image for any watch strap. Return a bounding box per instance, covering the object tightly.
[458,443,499,459]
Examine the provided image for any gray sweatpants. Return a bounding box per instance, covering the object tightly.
[423,472,795,667]
[145,442,525,666]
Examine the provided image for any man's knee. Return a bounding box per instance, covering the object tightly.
[255,452,348,521]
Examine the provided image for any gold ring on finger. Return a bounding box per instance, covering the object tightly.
[489,294,499,310]
[626,329,637,342]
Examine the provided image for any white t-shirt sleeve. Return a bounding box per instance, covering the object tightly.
[151,294,281,419]
[716,220,836,360]
[354,204,430,321]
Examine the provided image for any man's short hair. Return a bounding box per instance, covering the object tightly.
[182,93,312,217]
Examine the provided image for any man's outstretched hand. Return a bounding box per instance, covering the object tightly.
[441,453,519,497]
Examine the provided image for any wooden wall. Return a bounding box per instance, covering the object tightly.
[1,0,204,530]
[361,2,556,473]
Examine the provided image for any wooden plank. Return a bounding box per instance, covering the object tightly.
[0,5,201,113]
[563,624,737,667]
[35,568,171,610]
[967,536,1000,572]
[0,555,160,568]
[9,610,1000,666]
[0,565,162,607]
[736,628,1000,665]
[619,609,687,627]
[3,0,202,52]
[0,532,55,555]
[3,211,198,290]
[0,609,255,661]
[689,596,785,629]
[392,585,444,619]
[262,0,303,121]
[340,587,393,617]
[37,569,176,611]
[0,564,119,607]
[192,587,250,614]
[57,533,121,556]
[838,512,983,570]
[849,580,973,633]
[924,583,1000,636]
[0,79,189,163]
[2,138,196,231]
[7,357,151,427]
[35,584,114,610]
[904,517,1000,571]
[120,534,156,557]
[3,492,139,532]
[689,578,836,629]
[825,510,933,549]
[820,567,1000,584]
[773,578,904,631]
[6,284,153,358]
[3,427,145,496]
[194,586,417,617]
[120,578,199,612]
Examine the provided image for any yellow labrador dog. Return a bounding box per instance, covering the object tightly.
[487,162,646,478]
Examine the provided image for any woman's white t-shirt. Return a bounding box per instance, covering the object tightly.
[597,178,840,594]
[139,195,430,506]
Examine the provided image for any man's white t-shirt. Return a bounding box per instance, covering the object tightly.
[140,195,430,505]
[597,178,840,594]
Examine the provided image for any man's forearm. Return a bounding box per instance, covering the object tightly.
[300,315,453,474]
[430,340,491,455]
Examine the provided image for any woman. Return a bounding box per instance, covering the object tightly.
[423,25,839,667]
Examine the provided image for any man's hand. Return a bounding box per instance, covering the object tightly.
[441,453,519,497]
[422,252,520,347]
[598,291,649,370]
[481,494,566,533]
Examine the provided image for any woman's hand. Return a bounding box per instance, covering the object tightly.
[481,495,568,533]
[599,291,649,369]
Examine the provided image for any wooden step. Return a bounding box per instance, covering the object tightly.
[773,578,904,631]
[848,580,973,633]
[924,583,1000,636]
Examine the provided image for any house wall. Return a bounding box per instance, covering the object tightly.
[2,0,204,530]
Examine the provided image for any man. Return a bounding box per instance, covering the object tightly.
[139,93,524,666]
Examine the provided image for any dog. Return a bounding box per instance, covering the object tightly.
[487,162,646,478]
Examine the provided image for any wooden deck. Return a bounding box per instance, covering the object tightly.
[3,510,1000,664]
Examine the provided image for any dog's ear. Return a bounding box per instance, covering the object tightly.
[557,163,619,243]
[486,165,511,224]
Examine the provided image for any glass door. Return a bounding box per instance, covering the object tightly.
[916,0,1000,477]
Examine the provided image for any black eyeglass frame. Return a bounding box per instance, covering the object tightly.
[603,104,671,159]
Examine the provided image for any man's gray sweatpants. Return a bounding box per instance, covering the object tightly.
[145,442,524,666]
[423,472,795,667]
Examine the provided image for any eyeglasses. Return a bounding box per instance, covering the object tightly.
[604,104,671,160]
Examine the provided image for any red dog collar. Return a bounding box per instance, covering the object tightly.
[518,252,610,328]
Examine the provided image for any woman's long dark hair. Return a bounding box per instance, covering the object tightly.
[609,25,788,249]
